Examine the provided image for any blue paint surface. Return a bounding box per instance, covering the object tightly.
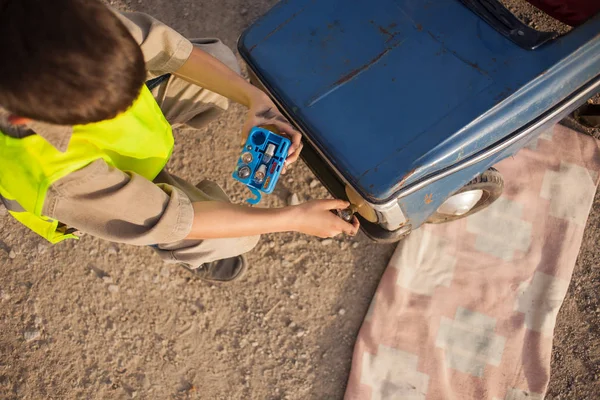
[239,0,600,203]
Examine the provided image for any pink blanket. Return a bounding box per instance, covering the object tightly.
[345,125,600,400]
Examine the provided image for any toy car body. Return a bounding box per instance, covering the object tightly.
[238,0,600,241]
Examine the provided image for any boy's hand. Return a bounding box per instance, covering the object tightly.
[184,198,360,240]
[173,46,302,168]
[290,199,360,238]
[243,92,303,171]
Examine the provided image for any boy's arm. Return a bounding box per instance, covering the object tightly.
[43,159,358,246]
[43,159,194,246]
[174,47,303,165]
[114,11,193,80]
[185,199,358,240]
[113,10,302,165]
[174,46,258,109]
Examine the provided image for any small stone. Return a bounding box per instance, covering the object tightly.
[287,178,294,183]
[37,243,48,254]
[107,245,118,256]
[309,179,320,189]
[288,322,296,328]
[8,250,16,259]
[321,239,333,246]
[296,330,305,338]
[268,241,276,249]
[288,193,300,206]
[252,342,259,348]
[240,8,248,16]
[108,285,119,293]
[352,242,359,249]
[24,330,41,342]
[338,308,346,316]
[102,276,113,284]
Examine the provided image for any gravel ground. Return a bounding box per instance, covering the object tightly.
[0,1,598,399]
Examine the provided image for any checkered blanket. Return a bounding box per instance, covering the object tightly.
[345,125,600,400]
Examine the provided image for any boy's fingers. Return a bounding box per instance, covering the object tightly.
[287,142,303,164]
[339,218,358,236]
[351,216,360,229]
[336,214,360,236]
[289,133,302,154]
[259,119,302,164]
[272,120,302,153]
[240,124,252,146]
[350,217,360,235]
[322,199,351,211]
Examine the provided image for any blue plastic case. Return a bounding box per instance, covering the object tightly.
[233,127,291,204]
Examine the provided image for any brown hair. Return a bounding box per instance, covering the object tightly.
[0,0,146,125]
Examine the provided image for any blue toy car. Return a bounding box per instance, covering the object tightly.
[238,0,600,242]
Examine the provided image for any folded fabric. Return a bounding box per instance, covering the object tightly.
[345,125,600,400]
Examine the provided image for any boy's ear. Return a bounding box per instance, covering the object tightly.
[7,115,31,126]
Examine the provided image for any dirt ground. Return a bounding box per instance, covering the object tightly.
[0,1,598,399]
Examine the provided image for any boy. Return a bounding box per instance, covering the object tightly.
[0,0,359,282]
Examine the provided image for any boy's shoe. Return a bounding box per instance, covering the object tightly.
[180,255,247,282]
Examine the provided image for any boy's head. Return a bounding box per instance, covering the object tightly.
[0,0,146,126]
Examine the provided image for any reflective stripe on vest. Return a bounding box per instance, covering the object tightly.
[0,85,174,244]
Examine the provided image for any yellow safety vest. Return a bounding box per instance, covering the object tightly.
[0,85,174,244]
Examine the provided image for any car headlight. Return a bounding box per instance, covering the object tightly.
[345,185,378,223]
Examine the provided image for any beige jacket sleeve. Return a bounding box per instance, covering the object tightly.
[114,10,194,79]
[43,160,194,246]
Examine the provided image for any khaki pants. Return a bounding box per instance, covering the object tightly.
[149,38,259,268]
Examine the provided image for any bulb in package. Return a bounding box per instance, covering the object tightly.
[233,127,291,205]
